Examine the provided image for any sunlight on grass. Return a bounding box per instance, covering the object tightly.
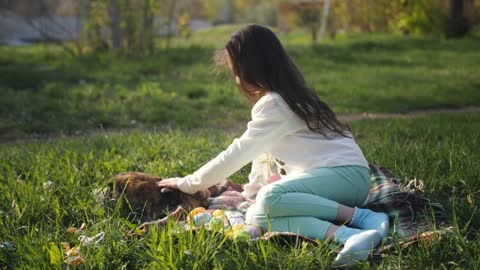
[1,25,479,268]
[1,113,479,268]
[1,28,480,139]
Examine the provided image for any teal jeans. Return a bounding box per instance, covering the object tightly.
[245,165,370,240]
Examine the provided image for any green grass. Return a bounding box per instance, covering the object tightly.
[1,27,480,140]
[1,113,479,269]
[1,25,479,268]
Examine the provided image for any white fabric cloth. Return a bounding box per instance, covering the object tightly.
[176,92,369,198]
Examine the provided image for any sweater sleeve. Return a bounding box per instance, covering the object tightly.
[242,154,268,200]
[176,94,293,194]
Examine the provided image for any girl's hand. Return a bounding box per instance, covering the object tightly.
[244,197,256,203]
[267,174,281,184]
[156,178,179,190]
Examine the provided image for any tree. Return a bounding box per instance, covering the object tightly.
[318,0,331,42]
[110,0,121,49]
[221,0,233,23]
[296,2,321,43]
[140,0,155,54]
[387,0,475,38]
[447,0,475,38]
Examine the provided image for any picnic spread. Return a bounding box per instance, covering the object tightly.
[144,165,451,254]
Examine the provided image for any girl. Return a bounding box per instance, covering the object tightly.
[158,24,388,266]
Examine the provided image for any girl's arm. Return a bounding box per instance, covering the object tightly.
[170,94,295,194]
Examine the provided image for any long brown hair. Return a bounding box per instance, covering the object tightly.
[222,24,349,138]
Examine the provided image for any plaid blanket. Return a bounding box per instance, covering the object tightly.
[364,165,447,239]
[206,164,447,241]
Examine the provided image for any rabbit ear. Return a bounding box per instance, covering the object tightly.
[161,187,176,193]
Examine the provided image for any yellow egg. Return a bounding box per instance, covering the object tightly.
[231,224,245,231]
[212,209,224,217]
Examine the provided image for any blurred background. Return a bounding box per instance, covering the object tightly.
[0,0,479,140]
[1,0,479,50]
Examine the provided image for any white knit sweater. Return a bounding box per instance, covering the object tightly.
[176,92,369,198]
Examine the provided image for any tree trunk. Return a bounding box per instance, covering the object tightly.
[318,0,331,43]
[145,0,154,54]
[367,0,374,31]
[221,0,232,23]
[311,28,317,43]
[447,0,473,38]
[165,0,176,49]
[123,0,135,50]
[140,0,149,52]
[346,0,355,31]
[110,0,121,50]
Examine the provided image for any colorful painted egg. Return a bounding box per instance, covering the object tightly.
[191,207,206,215]
[209,217,225,230]
[244,225,262,238]
[233,230,251,241]
[192,212,212,226]
[231,224,245,231]
[227,213,245,225]
[212,209,225,217]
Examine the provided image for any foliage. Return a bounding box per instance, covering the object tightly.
[295,3,321,42]
[68,0,171,54]
[389,0,449,36]
[177,11,192,38]
[200,0,224,22]
[232,0,278,25]
[291,0,478,38]
[81,0,111,53]
[201,0,278,26]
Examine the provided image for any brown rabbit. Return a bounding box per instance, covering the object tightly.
[107,172,210,222]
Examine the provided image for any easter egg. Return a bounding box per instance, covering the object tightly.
[191,207,206,215]
[209,217,224,230]
[244,225,262,238]
[231,224,245,231]
[226,213,245,225]
[188,207,207,222]
[233,230,251,241]
[192,212,212,226]
[212,209,224,218]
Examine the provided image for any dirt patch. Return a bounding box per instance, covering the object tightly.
[338,106,480,122]
[2,106,480,145]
